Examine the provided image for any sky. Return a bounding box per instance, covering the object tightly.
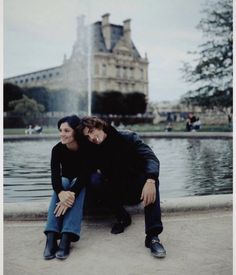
[3,0,215,102]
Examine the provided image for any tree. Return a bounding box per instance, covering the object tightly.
[23,87,51,112]
[92,91,147,115]
[92,91,127,115]
[126,92,147,115]
[181,0,232,112]
[8,95,45,125]
[4,83,23,111]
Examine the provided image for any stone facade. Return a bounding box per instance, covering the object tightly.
[4,14,149,97]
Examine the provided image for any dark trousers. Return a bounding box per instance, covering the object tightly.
[88,172,163,236]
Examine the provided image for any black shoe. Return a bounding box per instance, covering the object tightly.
[55,233,71,260]
[111,214,132,234]
[145,236,166,258]
[43,232,58,260]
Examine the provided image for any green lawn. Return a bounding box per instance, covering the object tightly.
[125,122,232,132]
[4,127,58,135]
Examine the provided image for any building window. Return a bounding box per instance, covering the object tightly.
[125,83,129,92]
[43,75,46,79]
[20,80,23,83]
[117,82,121,92]
[102,64,106,76]
[37,76,40,80]
[116,66,120,78]
[130,68,134,79]
[123,67,127,79]
[49,73,52,77]
[31,77,34,81]
[95,64,99,75]
[15,81,18,84]
[25,79,28,82]
[140,68,144,79]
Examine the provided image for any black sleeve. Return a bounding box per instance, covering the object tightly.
[70,173,89,197]
[129,132,160,181]
[50,146,63,194]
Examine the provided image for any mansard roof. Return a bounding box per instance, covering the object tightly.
[92,21,141,58]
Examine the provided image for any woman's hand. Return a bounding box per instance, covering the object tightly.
[54,202,68,217]
[58,191,75,207]
[140,179,156,207]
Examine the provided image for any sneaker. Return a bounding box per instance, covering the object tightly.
[145,235,166,258]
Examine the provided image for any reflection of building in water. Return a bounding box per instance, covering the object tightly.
[4,13,149,97]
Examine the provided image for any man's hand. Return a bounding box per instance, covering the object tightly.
[58,191,75,207]
[140,179,156,207]
[54,202,68,217]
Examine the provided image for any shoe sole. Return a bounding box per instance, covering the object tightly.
[151,251,166,258]
[44,255,56,260]
[55,255,68,260]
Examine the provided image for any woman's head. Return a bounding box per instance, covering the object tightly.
[57,115,80,146]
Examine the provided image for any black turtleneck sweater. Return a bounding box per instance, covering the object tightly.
[50,142,88,196]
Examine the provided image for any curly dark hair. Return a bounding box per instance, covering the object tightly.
[77,116,109,133]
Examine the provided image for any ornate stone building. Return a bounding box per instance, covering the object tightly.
[4,14,149,97]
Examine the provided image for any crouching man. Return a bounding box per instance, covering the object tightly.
[78,116,166,258]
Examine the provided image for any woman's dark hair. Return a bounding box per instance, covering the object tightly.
[57,115,81,130]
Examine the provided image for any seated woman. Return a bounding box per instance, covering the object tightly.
[43,115,89,260]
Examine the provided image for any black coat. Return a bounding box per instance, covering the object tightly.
[87,126,160,184]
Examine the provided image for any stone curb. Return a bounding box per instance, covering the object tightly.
[4,131,232,141]
[4,194,232,221]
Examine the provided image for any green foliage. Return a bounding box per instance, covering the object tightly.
[4,83,87,114]
[23,87,50,111]
[8,95,45,124]
[126,92,146,114]
[181,0,233,110]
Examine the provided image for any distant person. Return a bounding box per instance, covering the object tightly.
[43,115,89,260]
[165,122,173,132]
[34,124,43,134]
[25,125,33,135]
[193,118,201,131]
[186,113,197,131]
[228,114,232,129]
[77,116,166,258]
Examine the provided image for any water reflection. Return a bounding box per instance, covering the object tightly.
[4,138,232,203]
[185,139,232,196]
[147,138,232,198]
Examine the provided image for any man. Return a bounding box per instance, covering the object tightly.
[78,116,166,258]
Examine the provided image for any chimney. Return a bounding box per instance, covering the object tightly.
[123,19,131,44]
[102,13,111,50]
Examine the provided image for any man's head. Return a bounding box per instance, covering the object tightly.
[78,116,108,145]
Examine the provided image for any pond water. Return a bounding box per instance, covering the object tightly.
[4,138,233,203]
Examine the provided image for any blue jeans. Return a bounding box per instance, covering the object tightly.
[44,177,86,242]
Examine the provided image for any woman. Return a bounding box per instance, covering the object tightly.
[44,115,88,260]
